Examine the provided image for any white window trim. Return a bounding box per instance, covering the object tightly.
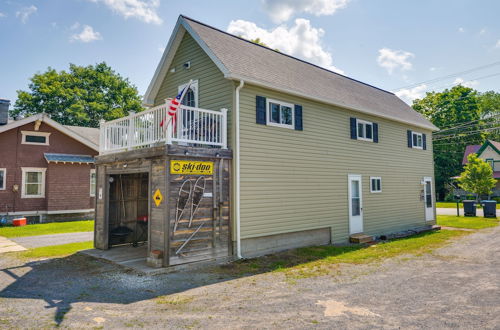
[90,169,96,197]
[21,131,51,146]
[0,168,5,190]
[266,98,295,129]
[356,119,374,142]
[178,80,199,107]
[411,132,423,149]
[21,167,46,198]
[370,176,382,193]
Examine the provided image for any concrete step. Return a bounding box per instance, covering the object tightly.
[349,233,374,244]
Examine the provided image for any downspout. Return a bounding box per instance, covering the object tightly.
[235,80,244,259]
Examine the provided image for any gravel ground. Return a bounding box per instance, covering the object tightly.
[10,232,93,248]
[0,226,499,329]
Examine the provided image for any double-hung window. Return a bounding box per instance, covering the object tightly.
[0,168,6,190]
[90,169,96,197]
[266,98,294,129]
[370,177,382,193]
[21,167,46,198]
[357,119,374,141]
[412,132,423,149]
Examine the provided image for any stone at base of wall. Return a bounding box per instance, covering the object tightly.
[239,227,331,258]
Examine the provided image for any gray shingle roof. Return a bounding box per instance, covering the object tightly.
[182,16,437,131]
[44,153,95,164]
[64,125,100,146]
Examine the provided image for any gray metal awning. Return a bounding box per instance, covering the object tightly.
[44,153,95,164]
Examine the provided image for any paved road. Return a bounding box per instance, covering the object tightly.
[0,226,498,329]
[437,207,485,216]
[10,232,93,248]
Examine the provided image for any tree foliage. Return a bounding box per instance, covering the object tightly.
[13,62,143,127]
[457,154,496,199]
[412,85,500,199]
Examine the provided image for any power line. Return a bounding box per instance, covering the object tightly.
[429,72,500,92]
[433,116,500,135]
[433,126,500,141]
[391,60,500,91]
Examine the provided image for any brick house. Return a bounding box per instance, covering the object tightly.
[0,101,99,222]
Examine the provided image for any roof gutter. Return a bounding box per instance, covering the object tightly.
[225,73,439,132]
[235,79,244,259]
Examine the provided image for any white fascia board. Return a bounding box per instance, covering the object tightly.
[0,113,44,134]
[225,73,439,132]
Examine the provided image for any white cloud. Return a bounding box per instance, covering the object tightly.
[458,27,465,32]
[495,40,500,48]
[16,5,37,24]
[262,0,349,23]
[453,77,479,88]
[70,24,102,43]
[227,18,343,74]
[158,46,164,53]
[479,28,486,35]
[0,12,6,18]
[377,48,414,74]
[395,84,427,104]
[89,0,162,25]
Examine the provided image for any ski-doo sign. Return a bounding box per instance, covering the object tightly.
[170,160,214,175]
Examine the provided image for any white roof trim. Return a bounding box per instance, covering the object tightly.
[142,16,230,106]
[0,114,99,151]
[226,73,439,131]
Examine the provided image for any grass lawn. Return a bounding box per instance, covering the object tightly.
[436,202,500,209]
[14,241,93,259]
[219,229,468,278]
[0,220,94,238]
[437,215,499,229]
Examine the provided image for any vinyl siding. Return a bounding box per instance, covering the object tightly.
[153,33,234,146]
[238,84,435,243]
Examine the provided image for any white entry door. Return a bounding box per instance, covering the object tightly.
[348,174,363,234]
[423,177,434,221]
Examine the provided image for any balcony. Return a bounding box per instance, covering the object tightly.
[99,103,228,154]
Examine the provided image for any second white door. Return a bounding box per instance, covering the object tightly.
[348,174,363,234]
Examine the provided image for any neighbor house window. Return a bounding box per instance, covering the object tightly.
[412,132,423,149]
[370,177,382,193]
[0,168,5,190]
[486,159,494,170]
[266,98,294,129]
[90,169,96,197]
[21,131,50,145]
[21,167,46,198]
[357,119,374,141]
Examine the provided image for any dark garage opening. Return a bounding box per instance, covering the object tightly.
[108,173,149,248]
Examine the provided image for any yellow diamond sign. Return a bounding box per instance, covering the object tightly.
[153,189,163,207]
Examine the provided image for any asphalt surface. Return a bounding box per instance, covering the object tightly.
[10,232,93,248]
[0,226,498,329]
[437,207,485,216]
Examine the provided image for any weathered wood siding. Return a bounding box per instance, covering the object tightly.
[238,84,435,243]
[153,33,234,146]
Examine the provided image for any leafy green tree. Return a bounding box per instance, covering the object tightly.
[457,154,496,200]
[413,85,483,199]
[13,62,143,127]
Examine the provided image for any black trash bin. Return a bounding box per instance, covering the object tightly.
[482,200,497,218]
[462,200,476,216]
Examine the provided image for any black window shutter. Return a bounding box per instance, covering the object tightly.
[256,96,266,125]
[423,133,427,150]
[407,130,412,148]
[373,123,379,143]
[294,104,303,131]
[350,118,357,139]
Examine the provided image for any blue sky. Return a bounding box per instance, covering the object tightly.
[1,0,500,105]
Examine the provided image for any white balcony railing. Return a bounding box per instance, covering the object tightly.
[99,103,228,154]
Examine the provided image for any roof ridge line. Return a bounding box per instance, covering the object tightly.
[179,14,395,96]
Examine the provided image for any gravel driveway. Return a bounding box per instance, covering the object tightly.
[0,226,498,329]
[10,232,93,248]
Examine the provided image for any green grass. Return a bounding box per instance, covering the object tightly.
[437,215,499,229]
[436,202,500,209]
[15,241,93,259]
[0,220,94,238]
[217,229,469,278]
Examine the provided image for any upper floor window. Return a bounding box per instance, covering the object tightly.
[21,167,46,198]
[0,168,5,190]
[179,80,198,107]
[370,177,382,193]
[21,131,50,146]
[266,98,295,129]
[357,119,374,141]
[407,130,427,150]
[90,169,96,197]
[486,159,495,170]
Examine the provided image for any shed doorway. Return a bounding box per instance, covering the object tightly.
[108,173,149,248]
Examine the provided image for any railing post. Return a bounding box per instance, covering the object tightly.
[128,112,135,150]
[166,117,173,145]
[99,119,105,154]
[221,108,228,149]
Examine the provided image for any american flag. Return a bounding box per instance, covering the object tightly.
[160,80,192,128]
